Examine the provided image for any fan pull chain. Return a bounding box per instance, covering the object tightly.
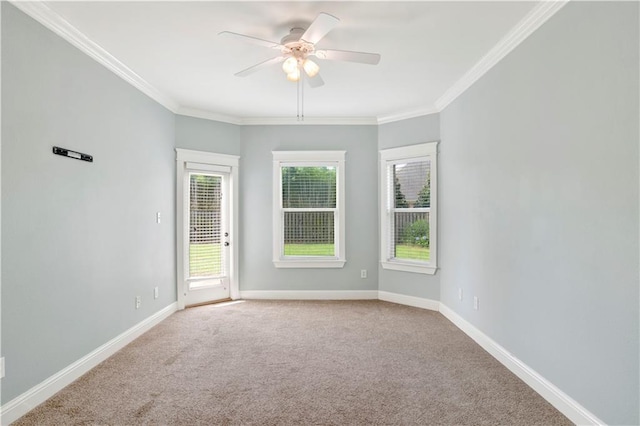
[296,71,305,122]
[296,77,300,121]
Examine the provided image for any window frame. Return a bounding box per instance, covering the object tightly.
[380,142,438,275]
[272,150,346,268]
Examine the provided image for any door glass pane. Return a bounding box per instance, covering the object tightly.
[189,174,223,277]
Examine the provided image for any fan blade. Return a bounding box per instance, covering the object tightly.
[300,13,340,45]
[235,56,285,77]
[306,73,324,88]
[218,31,282,49]
[314,49,381,65]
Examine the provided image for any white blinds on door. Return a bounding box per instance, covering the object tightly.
[189,174,224,278]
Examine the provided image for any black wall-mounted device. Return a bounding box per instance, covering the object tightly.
[53,146,93,163]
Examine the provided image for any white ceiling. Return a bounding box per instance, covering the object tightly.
[27,1,550,123]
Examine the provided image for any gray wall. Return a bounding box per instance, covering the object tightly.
[439,2,639,424]
[1,3,176,403]
[239,125,379,292]
[3,0,639,423]
[378,114,440,300]
[175,115,241,155]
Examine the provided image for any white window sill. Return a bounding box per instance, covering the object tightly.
[274,259,346,269]
[381,261,437,275]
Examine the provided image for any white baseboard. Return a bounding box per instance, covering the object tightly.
[239,290,379,300]
[378,291,440,311]
[1,302,178,426]
[438,304,604,426]
[1,295,604,426]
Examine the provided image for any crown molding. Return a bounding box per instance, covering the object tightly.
[240,116,378,126]
[12,0,568,127]
[377,107,440,125]
[176,107,243,126]
[177,108,377,126]
[10,0,180,113]
[13,0,376,126]
[434,0,569,111]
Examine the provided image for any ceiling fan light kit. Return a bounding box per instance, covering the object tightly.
[302,59,320,78]
[282,57,298,74]
[219,12,381,119]
[286,67,301,82]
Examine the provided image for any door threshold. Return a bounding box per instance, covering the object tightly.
[186,298,233,309]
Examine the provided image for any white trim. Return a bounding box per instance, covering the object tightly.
[241,116,377,126]
[375,293,605,425]
[0,303,178,426]
[380,142,438,274]
[377,107,440,125]
[272,151,346,268]
[177,108,377,126]
[378,291,439,311]
[10,1,566,127]
[240,290,378,300]
[176,149,240,166]
[273,260,346,269]
[185,162,231,174]
[439,304,605,426]
[176,149,241,308]
[272,150,347,162]
[10,1,179,113]
[381,261,436,275]
[176,108,242,126]
[1,291,605,426]
[379,142,437,161]
[435,0,568,111]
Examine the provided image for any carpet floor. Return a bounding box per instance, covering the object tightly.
[15,300,571,425]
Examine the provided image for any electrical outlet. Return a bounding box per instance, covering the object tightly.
[135,296,141,309]
[473,296,479,310]
[154,287,159,299]
[1,357,5,379]
[156,212,161,224]
[360,269,367,279]
[458,288,463,301]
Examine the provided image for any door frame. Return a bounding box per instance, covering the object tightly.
[176,148,240,309]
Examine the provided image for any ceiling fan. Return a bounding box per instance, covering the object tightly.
[219,12,381,88]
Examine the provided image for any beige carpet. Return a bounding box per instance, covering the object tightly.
[15,300,571,425]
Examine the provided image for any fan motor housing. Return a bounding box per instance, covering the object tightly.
[281,28,315,59]
[281,27,306,45]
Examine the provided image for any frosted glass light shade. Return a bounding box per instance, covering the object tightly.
[303,59,319,78]
[282,57,298,74]
[286,67,300,82]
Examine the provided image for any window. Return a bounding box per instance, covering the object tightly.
[380,142,437,274]
[273,151,346,268]
[189,173,224,279]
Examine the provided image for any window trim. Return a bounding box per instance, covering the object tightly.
[272,151,346,268]
[380,142,438,275]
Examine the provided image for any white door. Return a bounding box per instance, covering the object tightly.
[183,168,231,306]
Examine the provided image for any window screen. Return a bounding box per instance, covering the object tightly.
[389,160,430,262]
[281,166,337,257]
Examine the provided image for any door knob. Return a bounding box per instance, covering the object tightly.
[224,242,230,247]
